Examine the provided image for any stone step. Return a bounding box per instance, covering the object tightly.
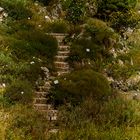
[57,51,70,56]
[57,71,70,76]
[48,129,59,133]
[41,109,58,121]
[58,45,70,51]
[47,33,67,37]
[34,104,52,110]
[34,98,48,104]
[36,86,50,92]
[55,56,68,61]
[56,66,70,71]
[44,81,51,86]
[46,33,66,42]
[54,62,69,68]
[35,91,48,98]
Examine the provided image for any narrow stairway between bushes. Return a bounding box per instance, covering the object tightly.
[33,33,70,122]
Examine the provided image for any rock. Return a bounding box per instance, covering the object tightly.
[119,90,140,101]
[0,7,8,22]
[0,7,4,12]
[118,59,124,66]
[41,67,50,79]
[126,74,140,86]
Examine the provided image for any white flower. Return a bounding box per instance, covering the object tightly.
[30,61,35,64]
[21,91,24,95]
[28,17,31,20]
[86,48,90,52]
[54,80,59,85]
[38,25,41,27]
[3,13,8,17]
[45,16,50,20]
[2,83,6,87]
[138,10,140,14]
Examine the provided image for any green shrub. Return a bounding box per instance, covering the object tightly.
[50,69,111,105]
[12,30,58,61]
[0,0,32,20]
[1,105,49,140]
[45,20,69,33]
[4,80,33,104]
[68,19,117,69]
[48,98,140,140]
[48,124,130,140]
[61,0,86,24]
[58,97,139,128]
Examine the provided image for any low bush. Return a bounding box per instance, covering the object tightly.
[12,30,58,61]
[0,0,32,20]
[48,124,130,140]
[68,19,118,69]
[50,69,111,106]
[4,80,33,104]
[0,105,49,140]
[45,20,69,33]
[48,98,140,140]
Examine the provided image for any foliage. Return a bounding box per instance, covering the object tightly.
[0,50,45,85]
[61,0,98,24]
[13,30,58,61]
[45,20,69,33]
[4,80,33,104]
[1,0,140,139]
[68,19,117,69]
[0,0,32,20]
[48,98,140,140]
[96,0,139,31]
[110,10,140,32]
[36,0,59,6]
[61,0,86,24]
[0,104,49,140]
[50,69,111,105]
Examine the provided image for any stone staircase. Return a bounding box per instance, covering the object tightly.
[34,81,58,121]
[52,33,70,76]
[34,33,70,121]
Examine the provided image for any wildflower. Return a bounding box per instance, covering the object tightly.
[21,91,24,95]
[45,16,50,21]
[86,48,90,52]
[30,61,35,64]
[2,83,6,87]
[54,80,59,85]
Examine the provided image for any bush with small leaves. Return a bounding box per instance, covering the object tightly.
[0,0,32,20]
[50,69,111,106]
[4,80,33,104]
[45,20,69,33]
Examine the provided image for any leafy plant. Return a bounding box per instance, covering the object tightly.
[4,80,33,104]
[50,69,111,106]
[0,0,32,20]
[45,20,69,33]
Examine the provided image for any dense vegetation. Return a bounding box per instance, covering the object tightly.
[1,0,140,139]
